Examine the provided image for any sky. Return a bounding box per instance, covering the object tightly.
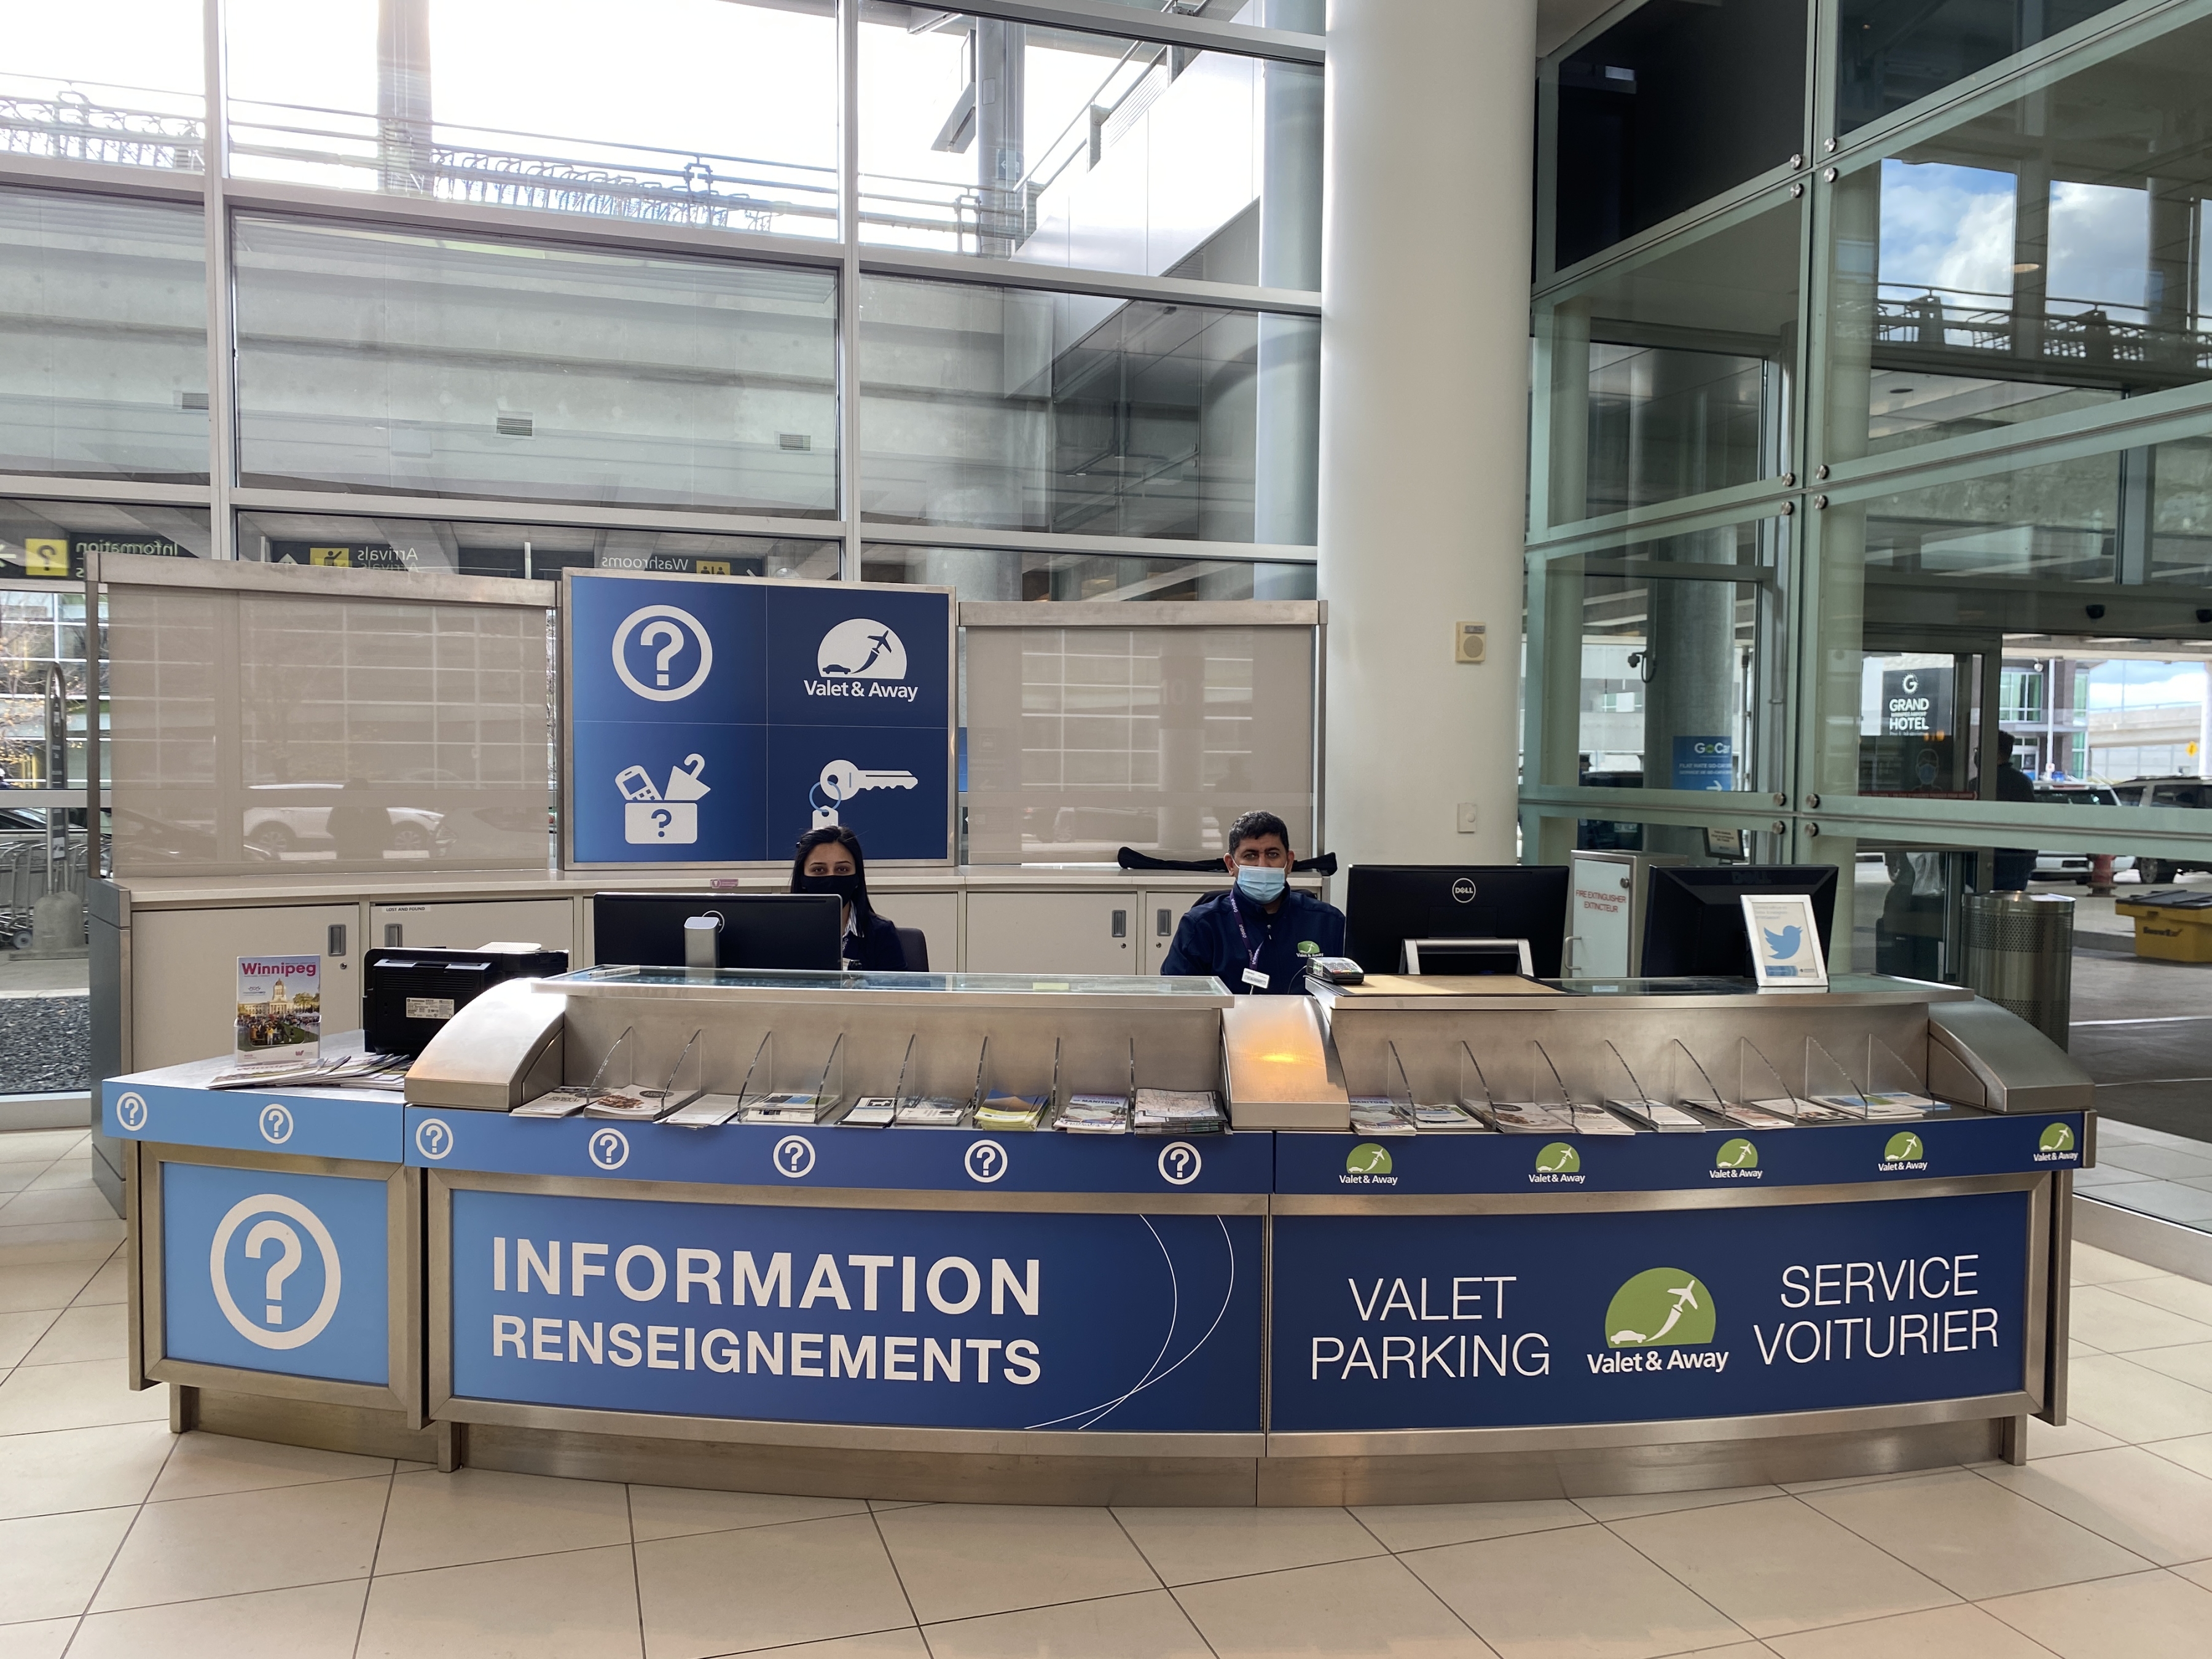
[2081,660,2210,710]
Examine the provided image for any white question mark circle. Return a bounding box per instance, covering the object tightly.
[257,1102,294,1145]
[1157,1140,1203,1186]
[773,1135,816,1179]
[115,1091,148,1132]
[587,1128,631,1171]
[963,1139,1008,1184]
[208,1193,342,1349]
[414,1118,453,1161]
[612,604,713,702]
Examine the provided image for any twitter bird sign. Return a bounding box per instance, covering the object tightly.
[1742,895,1828,990]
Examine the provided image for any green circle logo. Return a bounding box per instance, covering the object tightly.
[1715,1137,1759,1171]
[2038,1123,2076,1153]
[1604,1268,1717,1349]
[1297,940,1322,955]
[1346,1142,1392,1175]
[1535,1142,1580,1175]
[1885,1130,1926,1163]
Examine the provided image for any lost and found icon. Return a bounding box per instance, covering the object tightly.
[618,754,711,844]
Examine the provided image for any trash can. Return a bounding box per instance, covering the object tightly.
[1962,892,2074,1048]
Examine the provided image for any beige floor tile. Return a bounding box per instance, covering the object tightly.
[90,1473,388,1610]
[1349,1497,1587,1553]
[1980,1446,2212,1566]
[869,1499,928,1512]
[1609,1496,1955,1640]
[1404,1520,1741,1658]
[0,1506,134,1622]
[0,1262,98,1315]
[636,1513,913,1659]
[0,1189,124,1226]
[68,1257,124,1308]
[2174,1558,2212,1591]
[2133,1342,2212,1392]
[1775,1469,1926,1496]
[2069,1286,2212,1353]
[2147,1432,2212,1479]
[19,1303,123,1367]
[0,1134,91,1164]
[375,1467,630,1574]
[2070,1245,2168,1285]
[2068,1354,2212,1443]
[0,1421,173,1520]
[0,1359,165,1434]
[0,1618,77,1659]
[874,1503,1156,1625]
[2109,1274,2212,1326]
[1113,1506,1384,1586]
[0,1167,50,1195]
[1982,1567,2212,1658]
[2029,1416,2123,1458]
[1764,1602,2049,1657]
[924,1588,1209,1658]
[0,1311,57,1369]
[0,1223,128,1258]
[627,1483,866,1542]
[149,1430,394,1501]
[66,1578,369,1659]
[1800,1469,2147,1599]
[766,1635,927,1659]
[1574,1484,1786,1523]
[1175,1555,1486,1658]
[358,1542,641,1659]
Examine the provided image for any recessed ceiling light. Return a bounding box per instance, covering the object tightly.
[2012,262,2042,273]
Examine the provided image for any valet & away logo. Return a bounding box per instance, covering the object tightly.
[808,619,917,701]
[1880,1130,1929,1173]
[2036,1123,2079,1164]
[1711,1137,1762,1181]
[1591,1267,1728,1375]
[1340,1142,1397,1186]
[1530,1142,1583,1185]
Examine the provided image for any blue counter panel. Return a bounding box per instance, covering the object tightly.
[406,1107,1271,1196]
[449,1188,1261,1432]
[1269,1188,2033,1433]
[1273,1112,2085,1196]
[104,1078,404,1164]
[163,1162,391,1386]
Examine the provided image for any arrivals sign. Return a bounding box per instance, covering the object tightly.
[1269,1190,2030,1431]
[564,571,954,865]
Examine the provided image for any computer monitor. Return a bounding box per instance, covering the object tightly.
[1400,938,1532,976]
[1639,865,1838,979]
[590,893,842,972]
[1344,866,1571,978]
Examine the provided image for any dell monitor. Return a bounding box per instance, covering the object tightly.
[591,893,842,973]
[1639,865,1838,980]
[1344,866,1571,978]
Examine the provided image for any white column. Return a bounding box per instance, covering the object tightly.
[1317,0,1535,868]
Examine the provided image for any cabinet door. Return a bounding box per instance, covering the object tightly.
[133,904,360,1072]
[871,891,957,973]
[1141,890,1208,974]
[963,892,1138,975]
[368,900,579,960]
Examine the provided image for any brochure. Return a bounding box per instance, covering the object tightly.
[841,1097,900,1127]
[740,1091,835,1125]
[895,1097,968,1127]
[664,1093,747,1128]
[1705,1098,1800,1130]
[975,1092,1049,1131]
[582,1086,667,1121]
[1132,1088,1225,1134]
[1349,1096,1416,1136]
[1607,1097,1708,1132]
[1411,1101,1488,1132]
[513,1086,590,1118]
[235,955,322,1065]
[1057,1094,1130,1134]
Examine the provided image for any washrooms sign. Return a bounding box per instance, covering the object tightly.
[565,571,953,865]
[161,1164,390,1386]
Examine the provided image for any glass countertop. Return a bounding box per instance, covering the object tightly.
[1548,973,1948,998]
[546,966,1231,997]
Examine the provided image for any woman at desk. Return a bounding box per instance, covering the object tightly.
[790,826,914,970]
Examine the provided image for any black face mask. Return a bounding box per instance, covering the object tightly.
[795,872,866,905]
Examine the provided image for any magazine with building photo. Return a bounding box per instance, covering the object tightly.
[235,955,323,1065]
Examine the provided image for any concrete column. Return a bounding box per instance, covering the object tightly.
[1254,0,1324,547]
[377,0,433,193]
[975,18,1026,259]
[1317,0,1534,866]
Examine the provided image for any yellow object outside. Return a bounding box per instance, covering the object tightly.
[2114,899,2212,963]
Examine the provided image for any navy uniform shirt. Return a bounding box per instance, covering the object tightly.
[1160,887,1346,994]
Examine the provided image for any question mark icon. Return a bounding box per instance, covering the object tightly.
[640,619,684,688]
[964,1139,1008,1183]
[1157,1141,1203,1186]
[651,807,673,837]
[245,1218,304,1325]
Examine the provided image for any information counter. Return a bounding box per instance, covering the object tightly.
[101,968,2092,1505]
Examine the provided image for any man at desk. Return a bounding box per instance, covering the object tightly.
[1161,810,1344,994]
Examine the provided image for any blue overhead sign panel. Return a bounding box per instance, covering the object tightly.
[566,572,953,865]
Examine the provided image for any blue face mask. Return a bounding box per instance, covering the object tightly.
[1236,865,1288,903]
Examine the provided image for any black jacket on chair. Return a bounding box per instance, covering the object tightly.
[843,911,917,971]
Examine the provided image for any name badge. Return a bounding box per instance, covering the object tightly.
[1242,967,1271,990]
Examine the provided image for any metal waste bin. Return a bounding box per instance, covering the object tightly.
[1963,892,2074,1047]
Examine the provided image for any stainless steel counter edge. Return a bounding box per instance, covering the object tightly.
[537,978,1234,1012]
[1272,1173,2045,1216]
[431,1169,1271,1216]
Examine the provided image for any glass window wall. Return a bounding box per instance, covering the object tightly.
[232,214,838,514]
[0,1,205,173]
[859,274,1318,544]
[1835,1,2128,136]
[225,0,837,238]
[861,543,1314,602]
[0,188,208,482]
[234,509,837,582]
[858,11,1320,288]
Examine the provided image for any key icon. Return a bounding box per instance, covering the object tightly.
[810,759,920,830]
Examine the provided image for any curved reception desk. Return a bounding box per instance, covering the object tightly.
[101,968,2092,1506]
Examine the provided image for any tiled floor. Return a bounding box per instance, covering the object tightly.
[4,1132,2212,1655]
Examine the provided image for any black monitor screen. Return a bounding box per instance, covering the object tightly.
[1344,866,1571,978]
[1640,865,1838,979]
[591,893,842,972]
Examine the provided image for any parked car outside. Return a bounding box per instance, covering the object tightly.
[2030,786,2137,881]
[2113,777,2212,884]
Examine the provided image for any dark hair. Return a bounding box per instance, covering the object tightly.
[790,826,874,925]
[1226,809,1292,856]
